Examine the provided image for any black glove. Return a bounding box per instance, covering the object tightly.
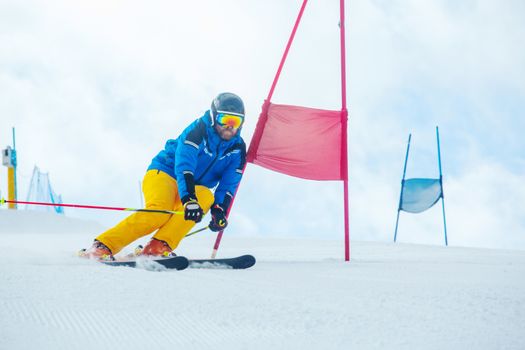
[209,204,228,232]
[181,195,203,223]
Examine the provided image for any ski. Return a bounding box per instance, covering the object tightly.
[102,255,189,271]
[189,254,256,269]
[79,250,255,270]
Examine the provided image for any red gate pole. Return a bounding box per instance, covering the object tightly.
[0,198,183,215]
[211,0,309,258]
[339,0,350,261]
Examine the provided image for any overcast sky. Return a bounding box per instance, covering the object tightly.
[1,0,524,251]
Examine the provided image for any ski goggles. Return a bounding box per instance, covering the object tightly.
[215,112,244,129]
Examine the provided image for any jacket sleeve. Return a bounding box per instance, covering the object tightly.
[213,141,246,212]
[174,119,207,199]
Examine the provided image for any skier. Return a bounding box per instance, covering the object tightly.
[82,92,246,260]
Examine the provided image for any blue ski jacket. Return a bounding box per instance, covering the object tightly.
[147,111,246,207]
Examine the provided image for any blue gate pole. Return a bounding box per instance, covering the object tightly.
[436,126,448,246]
[394,133,411,242]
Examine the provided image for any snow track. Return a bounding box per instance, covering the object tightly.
[2,300,216,349]
[1,296,292,349]
[1,211,525,349]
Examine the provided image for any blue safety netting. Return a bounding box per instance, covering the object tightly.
[25,166,64,214]
[400,178,442,213]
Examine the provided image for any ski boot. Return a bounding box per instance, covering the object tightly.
[139,238,175,258]
[78,240,115,261]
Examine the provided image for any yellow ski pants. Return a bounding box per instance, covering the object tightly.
[96,170,214,254]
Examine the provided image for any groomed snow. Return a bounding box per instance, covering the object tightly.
[1,209,524,350]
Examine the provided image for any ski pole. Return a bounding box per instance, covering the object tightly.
[0,198,184,215]
[185,226,209,237]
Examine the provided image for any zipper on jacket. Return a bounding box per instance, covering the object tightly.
[196,141,222,182]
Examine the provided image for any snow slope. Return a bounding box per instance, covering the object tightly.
[0,210,524,350]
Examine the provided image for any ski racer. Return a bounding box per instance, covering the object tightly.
[82,92,246,260]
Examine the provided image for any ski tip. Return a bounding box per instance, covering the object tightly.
[188,254,256,270]
[240,255,256,269]
[176,256,190,270]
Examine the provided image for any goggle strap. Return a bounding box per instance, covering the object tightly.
[216,110,245,118]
